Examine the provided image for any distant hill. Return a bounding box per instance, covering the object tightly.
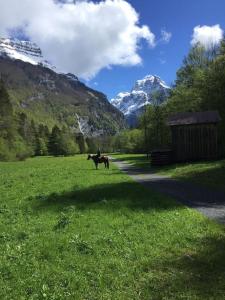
[0,38,126,136]
[111,75,170,127]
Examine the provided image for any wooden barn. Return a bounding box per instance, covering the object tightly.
[167,111,221,162]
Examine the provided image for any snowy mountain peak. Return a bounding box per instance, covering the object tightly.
[0,37,77,82]
[133,74,170,93]
[0,38,56,70]
[0,38,41,57]
[111,74,170,126]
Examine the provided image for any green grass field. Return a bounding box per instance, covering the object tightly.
[1,155,225,299]
[114,154,225,191]
[159,160,225,191]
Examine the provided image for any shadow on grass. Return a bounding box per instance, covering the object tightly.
[151,235,225,298]
[113,154,151,167]
[114,154,225,192]
[159,160,225,192]
[32,181,182,213]
[113,154,148,161]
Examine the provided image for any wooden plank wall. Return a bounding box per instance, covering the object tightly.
[171,124,218,162]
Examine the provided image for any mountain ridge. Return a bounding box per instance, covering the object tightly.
[0,38,126,136]
[111,74,170,126]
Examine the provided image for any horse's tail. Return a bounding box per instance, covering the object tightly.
[106,158,109,169]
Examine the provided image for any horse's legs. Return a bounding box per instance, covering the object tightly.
[95,162,98,170]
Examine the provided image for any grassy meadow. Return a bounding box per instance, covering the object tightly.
[1,155,225,299]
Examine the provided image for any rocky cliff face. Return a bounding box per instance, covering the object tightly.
[0,38,126,136]
[0,38,57,71]
[111,75,170,126]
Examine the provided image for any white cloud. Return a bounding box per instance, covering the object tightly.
[0,0,156,79]
[160,30,172,43]
[191,25,224,49]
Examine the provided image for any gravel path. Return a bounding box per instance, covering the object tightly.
[112,158,225,224]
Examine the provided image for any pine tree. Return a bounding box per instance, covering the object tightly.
[0,79,14,138]
[0,79,13,117]
[76,133,87,154]
[48,125,63,156]
[0,79,32,161]
[36,137,48,156]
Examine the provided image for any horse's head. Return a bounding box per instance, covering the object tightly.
[87,154,91,160]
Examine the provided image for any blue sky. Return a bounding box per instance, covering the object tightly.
[87,0,225,99]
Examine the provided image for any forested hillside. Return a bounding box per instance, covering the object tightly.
[0,56,126,161]
[0,79,81,160]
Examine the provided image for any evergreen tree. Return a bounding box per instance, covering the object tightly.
[35,124,49,155]
[48,125,63,156]
[49,125,79,156]
[0,79,14,139]
[86,137,98,153]
[0,79,13,116]
[76,133,88,154]
[36,137,48,156]
[18,113,28,139]
[0,79,32,161]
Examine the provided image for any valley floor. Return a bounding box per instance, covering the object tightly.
[1,155,225,299]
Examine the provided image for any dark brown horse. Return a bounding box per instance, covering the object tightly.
[87,154,109,169]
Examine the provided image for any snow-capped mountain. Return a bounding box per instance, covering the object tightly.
[0,38,78,81]
[111,75,170,126]
[0,38,55,69]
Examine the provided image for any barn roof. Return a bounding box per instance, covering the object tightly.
[167,111,221,126]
